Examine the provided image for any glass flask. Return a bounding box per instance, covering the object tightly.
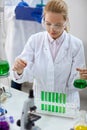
[74,110,87,130]
[73,79,87,89]
[0,60,9,76]
[0,60,11,100]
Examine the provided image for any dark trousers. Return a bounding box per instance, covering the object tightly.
[11,80,22,91]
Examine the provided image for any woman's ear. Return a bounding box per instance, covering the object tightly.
[64,17,70,32]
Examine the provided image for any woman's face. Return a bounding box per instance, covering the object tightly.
[44,12,66,39]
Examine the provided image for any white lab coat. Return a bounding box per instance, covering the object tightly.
[12,31,85,107]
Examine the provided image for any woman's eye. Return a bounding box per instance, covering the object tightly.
[46,23,51,26]
[55,25,61,27]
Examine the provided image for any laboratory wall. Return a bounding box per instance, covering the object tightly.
[66,0,87,65]
[65,0,87,109]
[0,0,6,59]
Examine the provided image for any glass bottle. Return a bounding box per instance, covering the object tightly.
[74,110,87,130]
[73,79,87,89]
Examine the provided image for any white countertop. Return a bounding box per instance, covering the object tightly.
[1,87,76,130]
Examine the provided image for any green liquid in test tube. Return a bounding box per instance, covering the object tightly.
[52,92,55,102]
[45,104,47,111]
[49,92,51,102]
[41,91,44,101]
[56,93,58,103]
[63,93,66,104]
[48,105,51,111]
[41,91,66,114]
[59,106,61,113]
[56,106,58,112]
[52,105,55,112]
[60,93,62,103]
[41,104,44,110]
[45,92,48,101]
[63,107,66,113]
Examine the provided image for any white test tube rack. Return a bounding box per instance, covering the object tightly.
[35,89,79,118]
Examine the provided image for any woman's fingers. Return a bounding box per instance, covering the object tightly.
[17,59,27,67]
[13,58,27,74]
[76,68,87,80]
[76,68,87,73]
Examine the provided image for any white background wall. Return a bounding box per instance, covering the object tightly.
[66,0,87,65]
[65,0,87,109]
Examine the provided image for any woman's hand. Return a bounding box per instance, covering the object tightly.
[76,68,87,80]
[13,58,27,75]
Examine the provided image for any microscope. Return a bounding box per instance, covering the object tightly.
[24,110,41,130]
[17,89,41,130]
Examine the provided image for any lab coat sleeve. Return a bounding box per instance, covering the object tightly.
[67,40,86,92]
[12,35,35,83]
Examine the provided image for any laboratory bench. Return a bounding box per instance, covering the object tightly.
[0,86,79,130]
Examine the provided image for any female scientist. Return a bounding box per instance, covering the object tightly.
[12,0,85,108]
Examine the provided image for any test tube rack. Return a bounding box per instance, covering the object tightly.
[35,91,79,118]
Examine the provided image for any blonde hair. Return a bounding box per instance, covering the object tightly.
[43,0,69,32]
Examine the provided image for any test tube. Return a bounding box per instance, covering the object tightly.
[48,105,51,111]
[52,92,55,102]
[41,91,44,101]
[56,92,58,103]
[41,104,44,110]
[48,92,51,102]
[56,106,58,112]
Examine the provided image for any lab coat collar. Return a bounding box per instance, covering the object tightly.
[47,31,65,45]
[43,31,69,64]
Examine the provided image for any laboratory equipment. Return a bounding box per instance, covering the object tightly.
[0,115,14,130]
[0,82,7,117]
[73,79,87,89]
[35,89,79,118]
[0,0,11,98]
[0,59,12,130]
[0,60,11,99]
[0,87,7,116]
[73,110,87,130]
[0,60,9,76]
[24,113,41,130]
[19,89,41,130]
[36,0,46,7]
[0,120,9,130]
